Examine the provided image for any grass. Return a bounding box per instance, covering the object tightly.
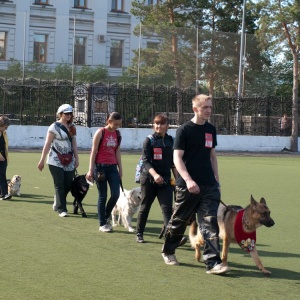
[0,152,299,300]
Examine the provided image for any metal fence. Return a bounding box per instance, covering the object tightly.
[0,78,295,136]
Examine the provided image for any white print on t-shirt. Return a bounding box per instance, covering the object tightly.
[205,133,213,148]
[105,135,117,148]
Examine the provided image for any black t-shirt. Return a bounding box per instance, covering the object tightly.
[174,120,217,187]
[0,134,6,159]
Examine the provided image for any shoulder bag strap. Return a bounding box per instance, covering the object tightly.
[54,122,73,151]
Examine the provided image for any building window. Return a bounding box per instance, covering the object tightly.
[74,37,85,65]
[74,0,87,8]
[34,0,49,4]
[111,0,124,12]
[0,32,6,60]
[110,40,123,68]
[148,0,160,4]
[147,42,159,49]
[33,34,47,62]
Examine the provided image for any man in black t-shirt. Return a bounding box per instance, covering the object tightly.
[161,94,230,275]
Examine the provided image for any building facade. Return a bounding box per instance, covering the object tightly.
[0,0,157,77]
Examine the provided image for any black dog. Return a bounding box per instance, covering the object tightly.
[70,174,89,218]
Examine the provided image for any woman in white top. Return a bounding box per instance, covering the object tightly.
[37,104,79,217]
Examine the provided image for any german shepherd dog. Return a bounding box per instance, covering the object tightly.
[189,195,275,275]
[70,174,90,218]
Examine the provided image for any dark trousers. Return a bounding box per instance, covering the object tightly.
[49,164,75,214]
[136,177,173,235]
[162,184,222,268]
[0,160,8,196]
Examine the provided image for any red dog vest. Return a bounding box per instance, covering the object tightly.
[234,209,256,252]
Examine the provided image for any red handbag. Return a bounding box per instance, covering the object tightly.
[56,152,73,165]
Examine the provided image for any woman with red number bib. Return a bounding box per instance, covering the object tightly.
[135,114,178,243]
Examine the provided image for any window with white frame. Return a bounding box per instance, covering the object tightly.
[74,0,87,8]
[33,34,47,62]
[74,37,86,65]
[111,0,124,12]
[110,40,123,68]
[0,32,6,60]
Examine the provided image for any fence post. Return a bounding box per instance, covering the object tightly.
[86,83,92,128]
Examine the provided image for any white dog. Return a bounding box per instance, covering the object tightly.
[112,187,142,232]
[8,175,22,196]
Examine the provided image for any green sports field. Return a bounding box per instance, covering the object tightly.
[0,152,299,300]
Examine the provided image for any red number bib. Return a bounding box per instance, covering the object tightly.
[205,133,213,148]
[153,148,162,160]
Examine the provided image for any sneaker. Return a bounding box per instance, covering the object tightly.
[59,212,68,217]
[206,263,230,275]
[1,194,12,200]
[53,196,57,211]
[162,253,179,266]
[99,224,113,232]
[136,234,144,243]
[106,220,113,230]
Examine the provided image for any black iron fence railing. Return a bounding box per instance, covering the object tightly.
[0,78,295,136]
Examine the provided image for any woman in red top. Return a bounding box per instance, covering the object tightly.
[86,112,123,232]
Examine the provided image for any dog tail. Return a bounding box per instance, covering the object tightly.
[189,220,202,262]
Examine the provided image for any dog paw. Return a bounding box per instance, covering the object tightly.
[128,228,135,233]
[262,269,271,276]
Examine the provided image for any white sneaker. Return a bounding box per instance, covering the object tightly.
[59,212,68,217]
[0,194,12,200]
[53,195,57,211]
[99,224,113,232]
[162,253,179,265]
[206,263,230,275]
[106,220,113,230]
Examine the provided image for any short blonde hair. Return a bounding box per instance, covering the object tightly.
[192,94,212,107]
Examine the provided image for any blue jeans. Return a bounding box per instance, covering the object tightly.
[94,164,120,226]
[0,160,8,196]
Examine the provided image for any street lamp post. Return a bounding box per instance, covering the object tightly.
[236,0,246,134]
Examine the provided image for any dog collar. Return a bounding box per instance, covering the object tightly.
[234,209,256,252]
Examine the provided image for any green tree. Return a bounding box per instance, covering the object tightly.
[2,59,22,78]
[76,65,108,83]
[25,61,52,79]
[130,0,265,96]
[257,0,299,151]
[54,62,73,80]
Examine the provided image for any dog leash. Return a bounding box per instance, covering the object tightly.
[119,180,126,197]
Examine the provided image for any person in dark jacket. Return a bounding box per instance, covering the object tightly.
[136,114,178,243]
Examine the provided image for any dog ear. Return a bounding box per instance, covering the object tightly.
[250,195,258,206]
[260,197,267,205]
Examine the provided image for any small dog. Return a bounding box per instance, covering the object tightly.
[189,195,275,275]
[8,175,22,196]
[112,187,142,232]
[70,174,90,218]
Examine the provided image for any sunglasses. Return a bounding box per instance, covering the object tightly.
[63,112,72,115]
